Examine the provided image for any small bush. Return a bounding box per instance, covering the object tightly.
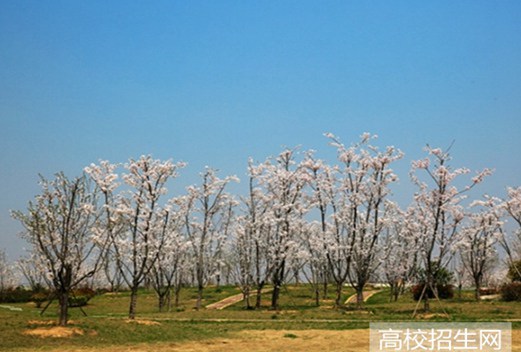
[69,287,96,307]
[30,292,49,308]
[500,282,521,302]
[412,284,454,301]
[479,287,498,296]
[0,287,33,303]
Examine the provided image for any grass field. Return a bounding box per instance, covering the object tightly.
[1,285,520,351]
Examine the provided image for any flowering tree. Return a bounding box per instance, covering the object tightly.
[380,206,419,302]
[503,187,521,271]
[299,221,328,306]
[183,168,238,309]
[233,159,280,309]
[17,253,50,292]
[12,173,106,326]
[459,196,503,300]
[251,150,309,310]
[302,154,348,305]
[150,197,190,311]
[323,133,403,308]
[304,154,348,307]
[86,156,185,319]
[409,145,491,312]
[0,249,18,294]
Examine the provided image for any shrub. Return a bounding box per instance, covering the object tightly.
[0,287,33,303]
[412,284,454,301]
[69,287,96,307]
[30,292,49,308]
[479,287,498,296]
[500,282,521,301]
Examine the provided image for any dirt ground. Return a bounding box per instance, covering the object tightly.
[19,329,521,352]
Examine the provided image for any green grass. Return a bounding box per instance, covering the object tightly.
[1,284,520,351]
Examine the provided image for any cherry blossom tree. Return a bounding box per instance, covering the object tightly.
[0,249,18,294]
[232,216,254,309]
[380,206,419,302]
[304,154,349,307]
[183,168,238,309]
[321,133,403,308]
[86,156,185,319]
[17,253,50,292]
[252,149,309,310]
[409,145,491,312]
[502,187,521,279]
[12,173,106,326]
[458,196,503,300]
[299,221,329,306]
[302,156,336,303]
[150,198,190,312]
[233,159,279,309]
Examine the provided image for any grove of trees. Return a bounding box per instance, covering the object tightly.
[6,133,521,325]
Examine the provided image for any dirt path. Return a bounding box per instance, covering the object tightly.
[345,290,381,304]
[205,289,273,310]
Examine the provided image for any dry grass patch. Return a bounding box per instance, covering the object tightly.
[415,313,450,319]
[13,329,521,352]
[24,326,84,338]
[125,319,161,326]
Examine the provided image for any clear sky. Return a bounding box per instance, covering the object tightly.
[1,1,520,259]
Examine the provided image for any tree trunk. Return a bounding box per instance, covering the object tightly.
[423,289,430,312]
[271,283,281,310]
[174,285,181,307]
[270,262,285,310]
[129,286,138,319]
[322,279,328,300]
[255,283,264,309]
[394,285,400,302]
[356,287,364,309]
[166,289,171,312]
[389,283,395,302]
[475,278,482,301]
[334,282,343,308]
[314,286,320,307]
[243,288,251,309]
[196,284,203,310]
[423,276,433,313]
[58,291,69,327]
[158,292,166,312]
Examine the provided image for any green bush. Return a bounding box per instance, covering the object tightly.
[68,287,96,307]
[500,282,521,301]
[0,287,33,303]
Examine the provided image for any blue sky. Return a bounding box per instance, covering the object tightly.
[1,1,520,259]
